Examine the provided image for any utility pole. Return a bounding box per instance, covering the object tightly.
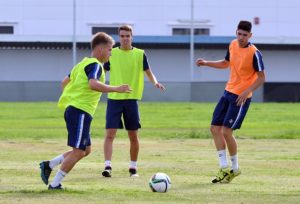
[190,0,194,82]
[72,0,77,66]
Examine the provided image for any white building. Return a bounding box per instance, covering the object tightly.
[1,0,300,102]
[2,0,300,37]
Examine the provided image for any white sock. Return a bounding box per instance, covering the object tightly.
[129,161,137,169]
[50,169,67,187]
[230,154,239,172]
[49,154,64,169]
[217,150,228,169]
[105,160,111,167]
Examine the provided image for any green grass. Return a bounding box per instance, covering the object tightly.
[1,139,300,204]
[0,102,300,203]
[1,102,300,140]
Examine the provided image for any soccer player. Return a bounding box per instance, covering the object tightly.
[39,32,131,190]
[196,20,265,183]
[101,25,165,177]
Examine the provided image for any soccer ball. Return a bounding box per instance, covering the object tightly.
[149,172,171,193]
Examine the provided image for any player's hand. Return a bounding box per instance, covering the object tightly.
[117,84,132,93]
[155,83,166,91]
[236,91,249,106]
[195,58,207,67]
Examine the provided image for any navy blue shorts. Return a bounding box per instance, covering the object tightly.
[64,106,92,150]
[211,90,251,130]
[106,99,141,130]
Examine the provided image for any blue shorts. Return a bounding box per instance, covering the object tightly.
[106,99,141,130]
[64,106,92,151]
[211,90,251,130]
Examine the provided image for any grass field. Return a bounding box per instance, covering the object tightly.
[0,102,300,203]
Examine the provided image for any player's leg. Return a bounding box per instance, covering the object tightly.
[48,106,92,189]
[39,150,72,185]
[102,128,117,177]
[128,130,139,162]
[123,100,141,177]
[221,126,240,183]
[222,127,236,156]
[84,144,91,157]
[103,99,123,177]
[210,91,231,183]
[211,125,229,170]
[128,130,139,177]
[60,148,86,173]
[103,129,117,162]
[49,147,86,189]
[222,93,251,182]
[51,151,72,168]
[210,125,230,183]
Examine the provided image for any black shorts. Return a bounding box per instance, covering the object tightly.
[105,99,141,130]
[211,90,251,130]
[64,106,92,150]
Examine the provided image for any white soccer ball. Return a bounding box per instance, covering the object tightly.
[149,172,171,193]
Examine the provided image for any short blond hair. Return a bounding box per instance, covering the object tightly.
[91,32,115,49]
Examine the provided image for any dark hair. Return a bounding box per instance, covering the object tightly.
[91,32,115,49]
[118,25,133,35]
[237,20,252,32]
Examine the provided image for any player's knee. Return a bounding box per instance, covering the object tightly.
[222,128,233,139]
[129,138,139,146]
[105,134,115,142]
[210,125,221,135]
[72,149,86,159]
[84,148,91,157]
[128,134,139,143]
[105,130,117,141]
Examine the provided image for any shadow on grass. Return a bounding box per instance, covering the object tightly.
[0,188,85,195]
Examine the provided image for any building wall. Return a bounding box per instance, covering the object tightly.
[0,81,264,102]
[1,0,300,37]
[0,46,299,102]
[1,0,300,102]
[0,48,73,82]
[1,47,300,83]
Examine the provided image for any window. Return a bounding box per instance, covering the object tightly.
[0,26,14,34]
[92,27,119,35]
[172,28,210,36]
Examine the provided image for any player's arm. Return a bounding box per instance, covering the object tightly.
[85,63,131,93]
[89,79,131,93]
[143,53,165,91]
[61,75,70,91]
[144,69,165,91]
[236,71,265,106]
[196,47,230,69]
[196,58,229,69]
